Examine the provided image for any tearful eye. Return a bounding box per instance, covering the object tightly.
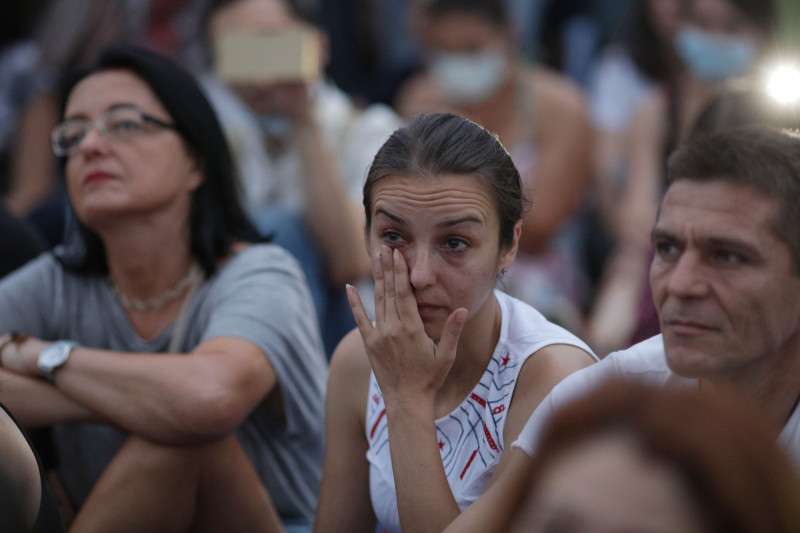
[382,231,403,244]
[444,238,468,251]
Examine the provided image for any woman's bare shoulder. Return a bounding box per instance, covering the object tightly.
[526,65,587,116]
[330,328,369,372]
[327,328,372,425]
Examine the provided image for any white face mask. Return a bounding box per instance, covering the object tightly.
[429,48,508,103]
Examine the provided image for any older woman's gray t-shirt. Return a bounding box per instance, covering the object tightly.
[0,244,327,521]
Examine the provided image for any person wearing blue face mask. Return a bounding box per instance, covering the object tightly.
[396,0,593,335]
[674,0,770,82]
[675,26,757,82]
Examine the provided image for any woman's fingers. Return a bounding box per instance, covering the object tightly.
[372,249,385,325]
[346,284,374,338]
[393,249,421,324]
[437,308,468,362]
[381,246,397,319]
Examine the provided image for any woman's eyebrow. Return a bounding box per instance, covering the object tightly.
[64,102,140,120]
[375,208,405,225]
[437,216,482,229]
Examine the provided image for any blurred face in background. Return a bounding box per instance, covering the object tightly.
[687,0,763,41]
[510,432,706,533]
[208,0,324,124]
[688,0,763,40]
[648,0,686,43]
[674,0,765,82]
[418,9,513,104]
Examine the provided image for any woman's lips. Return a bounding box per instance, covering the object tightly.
[417,303,445,318]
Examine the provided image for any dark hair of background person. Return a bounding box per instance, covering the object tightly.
[616,0,777,84]
[0,1,49,48]
[200,0,320,66]
[54,44,264,277]
[667,126,800,272]
[524,379,800,533]
[615,0,682,82]
[726,0,777,36]
[363,113,528,250]
[423,0,508,29]
[691,85,800,138]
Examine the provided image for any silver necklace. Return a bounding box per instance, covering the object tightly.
[112,263,204,312]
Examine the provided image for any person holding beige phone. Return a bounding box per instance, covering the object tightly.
[202,0,404,355]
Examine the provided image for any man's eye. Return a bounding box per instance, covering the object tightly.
[654,241,679,257]
[714,250,743,265]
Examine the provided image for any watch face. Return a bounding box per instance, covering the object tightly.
[40,343,70,368]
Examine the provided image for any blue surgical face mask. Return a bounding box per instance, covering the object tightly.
[257,113,292,139]
[675,26,757,83]
[429,48,508,103]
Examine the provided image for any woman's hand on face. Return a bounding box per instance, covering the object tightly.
[346,246,468,408]
[0,334,47,376]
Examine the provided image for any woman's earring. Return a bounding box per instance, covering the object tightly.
[501,267,509,276]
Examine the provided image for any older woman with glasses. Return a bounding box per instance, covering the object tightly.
[0,44,327,532]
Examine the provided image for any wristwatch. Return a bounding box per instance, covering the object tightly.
[37,341,80,382]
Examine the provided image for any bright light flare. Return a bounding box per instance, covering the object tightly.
[765,64,800,105]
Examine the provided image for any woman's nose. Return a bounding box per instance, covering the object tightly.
[407,247,435,290]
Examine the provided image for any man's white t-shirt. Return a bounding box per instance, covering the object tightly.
[512,334,800,471]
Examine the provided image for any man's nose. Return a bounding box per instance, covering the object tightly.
[665,252,709,299]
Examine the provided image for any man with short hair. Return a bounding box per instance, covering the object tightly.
[440,126,800,533]
[516,126,800,458]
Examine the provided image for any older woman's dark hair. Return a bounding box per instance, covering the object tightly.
[55,44,263,277]
[363,113,526,250]
[666,126,800,272]
[522,379,800,532]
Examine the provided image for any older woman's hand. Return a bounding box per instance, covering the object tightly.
[0,334,48,377]
[346,245,467,408]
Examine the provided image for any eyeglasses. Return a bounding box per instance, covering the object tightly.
[51,105,177,157]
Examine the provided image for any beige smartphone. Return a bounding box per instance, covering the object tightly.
[215,26,320,84]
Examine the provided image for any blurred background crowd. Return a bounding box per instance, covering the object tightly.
[2,0,799,358]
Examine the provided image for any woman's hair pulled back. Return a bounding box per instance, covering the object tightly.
[363,113,526,249]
